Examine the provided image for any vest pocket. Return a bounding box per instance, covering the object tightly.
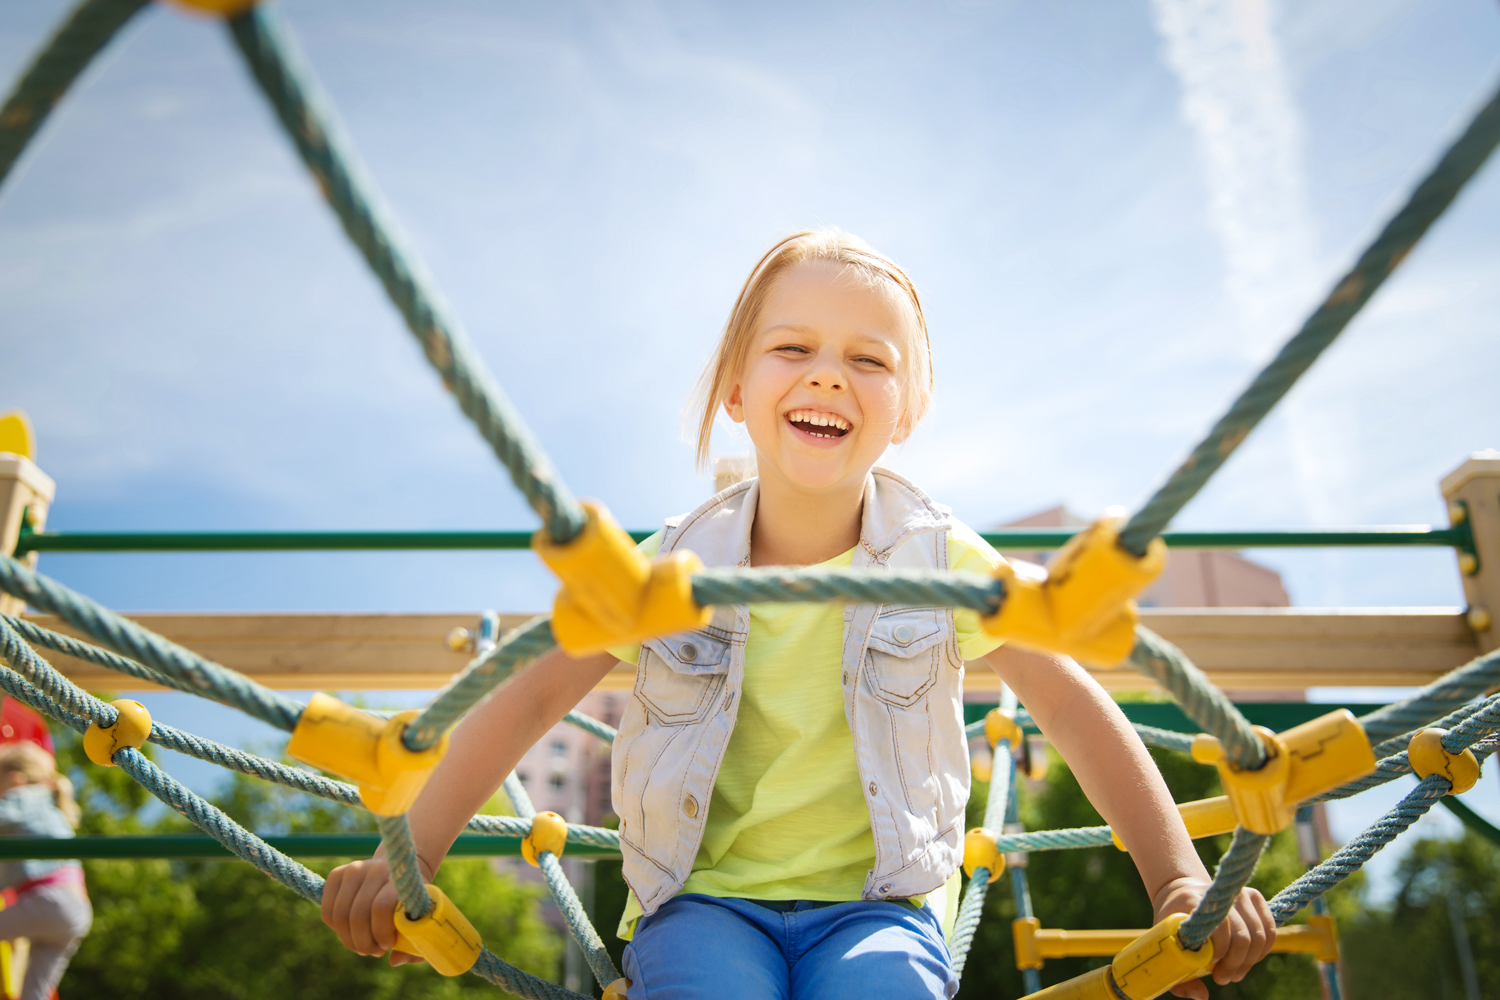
[636,630,731,725]
[865,608,946,707]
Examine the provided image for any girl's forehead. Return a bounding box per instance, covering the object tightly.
[758,261,919,350]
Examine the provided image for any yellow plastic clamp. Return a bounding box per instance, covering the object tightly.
[1018,966,1116,1000]
[392,884,482,977]
[1407,728,1480,795]
[286,694,449,816]
[521,811,568,867]
[1112,796,1237,851]
[0,410,35,460]
[1302,914,1339,963]
[601,979,631,1000]
[1013,916,1044,970]
[1111,913,1214,1000]
[1190,710,1376,835]
[963,827,1005,883]
[535,501,712,655]
[83,699,152,767]
[982,512,1166,667]
[165,0,260,16]
[985,708,1024,749]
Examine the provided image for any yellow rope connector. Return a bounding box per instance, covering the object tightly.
[963,827,1005,883]
[1018,966,1115,1000]
[534,501,711,655]
[521,811,568,867]
[1111,913,1214,1000]
[601,978,631,1000]
[1407,728,1480,794]
[164,0,261,16]
[1013,917,1044,970]
[985,708,1024,749]
[286,694,449,817]
[1112,796,1237,851]
[1190,709,1376,835]
[982,512,1166,667]
[83,699,152,767]
[392,884,482,977]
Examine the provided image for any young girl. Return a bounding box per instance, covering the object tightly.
[0,741,90,1000]
[323,230,1275,999]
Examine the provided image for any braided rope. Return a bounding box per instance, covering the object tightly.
[0,556,303,731]
[1359,647,1500,745]
[1118,77,1500,555]
[949,746,1016,972]
[225,7,586,545]
[377,813,435,920]
[0,0,149,190]
[406,615,556,751]
[563,709,617,745]
[1176,828,1270,951]
[3,614,200,695]
[1130,627,1266,769]
[692,565,1004,613]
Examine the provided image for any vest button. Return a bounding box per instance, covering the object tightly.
[678,642,698,663]
[842,672,848,685]
[893,625,913,644]
[879,883,892,894]
[868,782,877,796]
[683,795,699,819]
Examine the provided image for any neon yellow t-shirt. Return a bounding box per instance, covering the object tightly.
[610,522,1006,938]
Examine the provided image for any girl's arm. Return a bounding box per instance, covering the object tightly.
[321,645,619,960]
[983,644,1274,999]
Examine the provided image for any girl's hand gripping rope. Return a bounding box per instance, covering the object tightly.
[321,854,429,966]
[1152,878,1275,999]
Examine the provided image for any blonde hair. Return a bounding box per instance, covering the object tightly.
[0,741,80,829]
[690,229,933,471]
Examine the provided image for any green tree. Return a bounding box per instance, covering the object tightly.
[1340,831,1500,1000]
[55,724,564,999]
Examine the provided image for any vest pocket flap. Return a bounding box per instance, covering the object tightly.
[866,609,945,657]
[641,630,731,675]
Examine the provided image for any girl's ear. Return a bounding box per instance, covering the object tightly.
[723,385,746,424]
[890,406,913,445]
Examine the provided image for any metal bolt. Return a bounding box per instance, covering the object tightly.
[678,642,698,663]
[444,627,471,652]
[1467,607,1492,633]
[1458,553,1478,576]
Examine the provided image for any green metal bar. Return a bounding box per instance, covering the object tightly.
[0,832,621,861]
[963,701,1390,734]
[12,525,1465,556]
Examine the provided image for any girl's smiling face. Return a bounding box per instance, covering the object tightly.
[724,260,916,495]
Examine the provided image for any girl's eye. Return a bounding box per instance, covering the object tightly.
[854,356,888,368]
[775,345,810,355]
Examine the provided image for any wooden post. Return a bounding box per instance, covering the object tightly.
[0,453,55,617]
[1440,451,1500,655]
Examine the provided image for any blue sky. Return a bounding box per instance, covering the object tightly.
[2,0,1498,898]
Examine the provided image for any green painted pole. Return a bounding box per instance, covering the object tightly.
[13,525,1467,555]
[0,832,621,861]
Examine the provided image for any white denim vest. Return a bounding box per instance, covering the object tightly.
[611,467,970,916]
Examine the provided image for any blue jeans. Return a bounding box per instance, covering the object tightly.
[622,894,958,1000]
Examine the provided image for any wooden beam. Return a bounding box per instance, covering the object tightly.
[22,606,1479,694]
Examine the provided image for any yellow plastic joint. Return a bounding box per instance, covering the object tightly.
[83,699,152,767]
[1018,965,1116,1000]
[286,694,449,816]
[963,827,1005,883]
[1407,728,1480,795]
[1112,796,1237,851]
[164,0,260,16]
[1190,710,1376,835]
[1013,917,1044,970]
[522,811,568,867]
[601,979,631,1000]
[1111,913,1214,1000]
[985,708,1024,749]
[981,512,1166,667]
[535,501,712,655]
[392,884,482,977]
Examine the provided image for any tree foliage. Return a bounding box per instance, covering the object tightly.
[54,725,562,999]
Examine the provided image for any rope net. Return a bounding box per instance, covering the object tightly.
[1,1,1498,997]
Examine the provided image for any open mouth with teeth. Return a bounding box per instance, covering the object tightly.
[785,408,851,439]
